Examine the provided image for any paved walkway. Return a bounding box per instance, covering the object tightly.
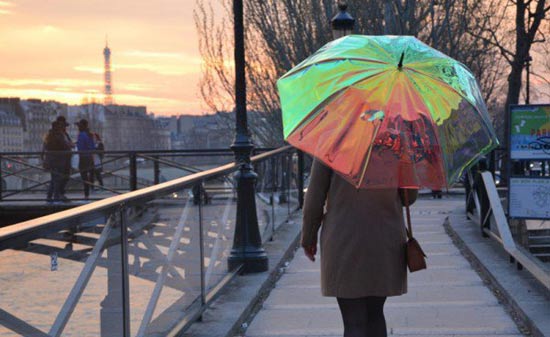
[245,197,525,337]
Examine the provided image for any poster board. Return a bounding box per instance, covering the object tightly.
[510,104,550,160]
[509,177,550,219]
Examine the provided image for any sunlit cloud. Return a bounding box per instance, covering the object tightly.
[0,77,102,88]
[121,50,186,59]
[0,1,15,6]
[73,66,103,74]
[117,63,200,75]
[0,87,196,113]
[0,88,96,103]
[41,25,60,33]
[123,83,155,92]
[0,8,13,15]
[74,63,202,76]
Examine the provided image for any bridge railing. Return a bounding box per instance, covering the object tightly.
[466,169,550,290]
[0,148,278,202]
[0,146,305,337]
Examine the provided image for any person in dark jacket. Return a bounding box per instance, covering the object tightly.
[56,116,74,198]
[43,121,72,202]
[75,119,95,199]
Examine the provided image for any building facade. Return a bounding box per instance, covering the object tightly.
[0,98,25,153]
[19,99,63,152]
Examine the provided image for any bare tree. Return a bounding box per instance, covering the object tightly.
[194,0,504,146]
[474,0,549,141]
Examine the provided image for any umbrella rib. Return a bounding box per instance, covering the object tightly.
[282,57,389,79]
[356,120,383,188]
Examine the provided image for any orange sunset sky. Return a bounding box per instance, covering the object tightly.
[0,0,218,116]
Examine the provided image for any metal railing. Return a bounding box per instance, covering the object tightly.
[466,169,550,290]
[0,148,277,202]
[0,146,305,337]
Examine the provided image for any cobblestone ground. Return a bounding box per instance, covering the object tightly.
[245,197,527,337]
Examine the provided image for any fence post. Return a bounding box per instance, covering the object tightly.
[120,207,131,337]
[0,154,3,201]
[129,153,137,191]
[153,156,160,185]
[198,183,206,320]
[475,170,491,238]
[100,209,129,337]
[297,150,304,209]
[279,155,287,204]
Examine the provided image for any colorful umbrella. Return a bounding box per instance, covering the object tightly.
[277,35,499,189]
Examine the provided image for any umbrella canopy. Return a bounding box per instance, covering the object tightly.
[277,35,499,189]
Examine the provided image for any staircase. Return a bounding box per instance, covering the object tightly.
[528,229,550,262]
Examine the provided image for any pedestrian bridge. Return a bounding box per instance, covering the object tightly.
[1,147,549,337]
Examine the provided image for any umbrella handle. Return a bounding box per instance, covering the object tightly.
[403,191,413,240]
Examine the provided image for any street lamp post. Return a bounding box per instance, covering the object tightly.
[227,0,268,273]
[331,2,355,39]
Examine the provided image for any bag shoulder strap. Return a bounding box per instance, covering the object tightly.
[403,191,413,240]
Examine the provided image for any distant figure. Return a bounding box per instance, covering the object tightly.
[431,189,442,199]
[55,116,74,198]
[91,133,104,189]
[43,121,72,202]
[75,119,95,199]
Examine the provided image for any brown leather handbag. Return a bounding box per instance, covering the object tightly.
[403,195,427,272]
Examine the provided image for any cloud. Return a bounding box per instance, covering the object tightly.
[41,25,60,33]
[0,77,102,88]
[116,63,199,75]
[122,83,155,92]
[73,66,103,74]
[0,1,14,15]
[121,50,186,59]
[74,62,202,76]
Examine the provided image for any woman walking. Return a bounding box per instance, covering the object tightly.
[302,159,417,337]
[75,119,95,199]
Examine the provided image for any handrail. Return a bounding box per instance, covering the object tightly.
[0,147,276,156]
[0,144,301,337]
[468,171,550,290]
[0,146,292,249]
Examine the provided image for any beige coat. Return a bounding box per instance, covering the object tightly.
[302,160,416,298]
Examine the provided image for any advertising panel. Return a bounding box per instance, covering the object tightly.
[510,105,550,159]
[509,177,550,219]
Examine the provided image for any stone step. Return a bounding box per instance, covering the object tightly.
[246,306,520,336]
[248,335,523,337]
[287,256,471,273]
[276,267,484,288]
[264,285,498,308]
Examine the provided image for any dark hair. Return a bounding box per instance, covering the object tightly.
[76,119,89,133]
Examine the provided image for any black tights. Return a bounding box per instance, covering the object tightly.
[336,296,387,337]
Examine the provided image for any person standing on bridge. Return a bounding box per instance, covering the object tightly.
[43,121,72,203]
[90,132,104,189]
[56,116,74,199]
[75,119,95,200]
[302,159,417,337]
